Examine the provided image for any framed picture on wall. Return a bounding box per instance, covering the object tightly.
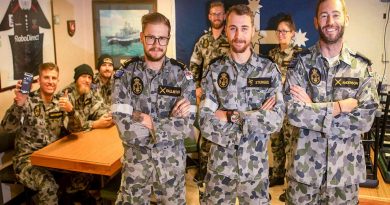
[92,0,156,68]
[0,0,56,92]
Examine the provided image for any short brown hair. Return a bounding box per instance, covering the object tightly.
[38,62,59,76]
[141,12,171,36]
[277,15,296,32]
[226,4,254,26]
[316,0,347,17]
[209,0,225,13]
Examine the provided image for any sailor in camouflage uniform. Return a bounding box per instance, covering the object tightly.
[199,5,284,204]
[92,54,114,106]
[1,63,84,205]
[284,0,379,204]
[112,12,196,205]
[189,0,230,183]
[267,15,301,189]
[62,64,113,131]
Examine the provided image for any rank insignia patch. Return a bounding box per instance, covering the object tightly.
[202,39,209,48]
[131,77,143,95]
[34,105,41,117]
[309,67,321,85]
[217,72,230,89]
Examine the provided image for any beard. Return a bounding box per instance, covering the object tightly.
[318,24,345,44]
[231,39,251,53]
[211,20,224,30]
[100,71,113,79]
[76,84,91,95]
[144,47,166,62]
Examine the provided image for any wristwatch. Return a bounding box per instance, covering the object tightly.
[230,112,240,123]
[226,110,234,123]
[68,109,75,116]
[226,110,242,125]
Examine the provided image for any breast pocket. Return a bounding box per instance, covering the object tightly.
[332,77,360,101]
[245,87,269,110]
[157,95,177,118]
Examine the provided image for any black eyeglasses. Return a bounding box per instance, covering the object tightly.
[144,35,170,46]
[275,30,292,35]
[209,12,224,17]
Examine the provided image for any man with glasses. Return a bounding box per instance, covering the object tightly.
[189,0,230,183]
[112,12,196,204]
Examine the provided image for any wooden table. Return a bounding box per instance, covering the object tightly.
[30,126,123,177]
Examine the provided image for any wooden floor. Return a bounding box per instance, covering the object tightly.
[359,169,390,204]
[185,168,390,205]
[186,133,390,204]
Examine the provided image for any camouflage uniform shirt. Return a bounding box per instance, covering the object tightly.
[284,43,379,187]
[0,89,81,171]
[92,73,113,106]
[199,51,285,181]
[190,30,230,87]
[62,83,109,131]
[112,56,196,183]
[268,44,302,82]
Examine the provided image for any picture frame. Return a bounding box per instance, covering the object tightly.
[0,0,56,92]
[92,0,156,68]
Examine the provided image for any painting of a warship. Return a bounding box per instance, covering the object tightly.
[106,22,140,46]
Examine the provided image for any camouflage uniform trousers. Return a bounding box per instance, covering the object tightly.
[286,177,359,205]
[16,163,93,205]
[270,117,291,179]
[199,136,212,181]
[201,172,270,205]
[115,148,186,205]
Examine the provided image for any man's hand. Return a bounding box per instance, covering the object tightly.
[261,96,276,110]
[339,98,358,113]
[171,98,191,118]
[132,111,154,130]
[215,110,228,122]
[59,89,74,113]
[14,80,28,107]
[92,113,114,129]
[290,85,313,103]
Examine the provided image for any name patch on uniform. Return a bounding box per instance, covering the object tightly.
[282,60,291,67]
[34,105,41,117]
[309,67,321,85]
[217,72,230,89]
[49,111,63,119]
[333,77,359,89]
[84,98,92,106]
[131,77,143,95]
[158,85,181,97]
[219,43,229,47]
[247,78,272,87]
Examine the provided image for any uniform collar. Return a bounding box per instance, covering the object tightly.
[138,56,169,74]
[314,42,353,67]
[207,28,227,41]
[93,73,112,86]
[227,50,257,73]
[30,89,58,106]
